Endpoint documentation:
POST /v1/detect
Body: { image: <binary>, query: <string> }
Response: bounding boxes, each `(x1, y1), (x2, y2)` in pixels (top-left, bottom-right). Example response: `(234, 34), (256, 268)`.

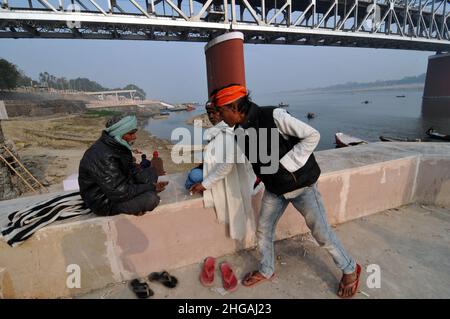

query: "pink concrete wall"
(112, 158), (419, 277)
(2, 144), (449, 298)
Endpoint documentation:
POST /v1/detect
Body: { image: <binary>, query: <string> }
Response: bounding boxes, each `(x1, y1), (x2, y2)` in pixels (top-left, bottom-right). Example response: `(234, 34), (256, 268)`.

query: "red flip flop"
(338, 263), (362, 298)
(200, 257), (215, 287)
(220, 262), (238, 292)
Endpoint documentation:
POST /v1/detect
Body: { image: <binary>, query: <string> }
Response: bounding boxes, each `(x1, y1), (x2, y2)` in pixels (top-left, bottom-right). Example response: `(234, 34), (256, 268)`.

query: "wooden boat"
(426, 128), (450, 141)
(379, 136), (421, 142)
(278, 102), (289, 108)
(335, 132), (367, 148)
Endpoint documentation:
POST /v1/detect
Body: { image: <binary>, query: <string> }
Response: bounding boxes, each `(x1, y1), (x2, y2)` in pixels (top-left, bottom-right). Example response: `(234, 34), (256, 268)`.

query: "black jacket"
(237, 103), (321, 195)
(78, 131), (156, 215)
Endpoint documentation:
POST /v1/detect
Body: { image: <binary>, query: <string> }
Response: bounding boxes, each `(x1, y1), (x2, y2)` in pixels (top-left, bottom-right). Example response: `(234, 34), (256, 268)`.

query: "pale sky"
(0, 38), (431, 103)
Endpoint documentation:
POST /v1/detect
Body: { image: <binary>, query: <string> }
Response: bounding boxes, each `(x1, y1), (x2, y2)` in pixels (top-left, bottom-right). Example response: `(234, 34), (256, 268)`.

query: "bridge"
(85, 89), (143, 100)
(0, 0), (449, 51)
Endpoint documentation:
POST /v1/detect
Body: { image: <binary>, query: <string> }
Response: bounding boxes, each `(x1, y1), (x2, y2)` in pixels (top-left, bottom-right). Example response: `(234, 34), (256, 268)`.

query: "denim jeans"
(257, 183), (356, 277)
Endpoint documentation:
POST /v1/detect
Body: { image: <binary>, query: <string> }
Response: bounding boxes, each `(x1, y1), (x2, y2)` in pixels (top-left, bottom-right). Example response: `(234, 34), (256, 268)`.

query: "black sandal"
(130, 279), (154, 298)
(148, 271), (178, 288)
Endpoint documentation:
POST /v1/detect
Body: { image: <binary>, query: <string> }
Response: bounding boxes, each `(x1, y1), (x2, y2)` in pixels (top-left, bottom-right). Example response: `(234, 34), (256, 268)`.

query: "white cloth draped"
(202, 121), (256, 240)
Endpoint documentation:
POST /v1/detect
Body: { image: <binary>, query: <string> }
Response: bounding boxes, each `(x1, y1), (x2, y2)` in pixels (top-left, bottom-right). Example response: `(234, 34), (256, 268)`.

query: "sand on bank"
(186, 112), (212, 128)
(1, 113), (196, 194)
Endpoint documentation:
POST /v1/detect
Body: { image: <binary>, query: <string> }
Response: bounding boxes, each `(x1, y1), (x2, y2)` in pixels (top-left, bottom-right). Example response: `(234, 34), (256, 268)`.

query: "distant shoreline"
(276, 83), (424, 96)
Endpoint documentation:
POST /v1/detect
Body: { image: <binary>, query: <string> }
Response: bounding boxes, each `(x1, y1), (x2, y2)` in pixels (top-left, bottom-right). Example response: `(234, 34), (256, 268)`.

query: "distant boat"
(379, 135), (421, 142)
(278, 102), (289, 108)
(169, 105), (188, 112)
(426, 128), (450, 141)
(160, 101), (176, 109)
(153, 114), (169, 119)
(396, 95), (406, 98)
(362, 100), (371, 104)
(307, 112), (315, 119)
(335, 132), (368, 148)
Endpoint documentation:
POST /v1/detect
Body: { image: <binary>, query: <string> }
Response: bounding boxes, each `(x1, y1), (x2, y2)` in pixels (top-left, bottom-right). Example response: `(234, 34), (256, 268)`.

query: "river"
(144, 89), (450, 151)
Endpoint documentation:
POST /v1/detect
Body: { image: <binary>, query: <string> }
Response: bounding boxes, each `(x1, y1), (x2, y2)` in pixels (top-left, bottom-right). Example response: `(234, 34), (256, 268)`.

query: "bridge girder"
(0, 0), (449, 51)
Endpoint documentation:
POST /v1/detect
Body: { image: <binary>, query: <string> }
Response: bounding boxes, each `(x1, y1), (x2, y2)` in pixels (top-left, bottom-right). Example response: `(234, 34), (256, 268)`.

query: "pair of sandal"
(200, 257), (238, 292)
(130, 271), (178, 299)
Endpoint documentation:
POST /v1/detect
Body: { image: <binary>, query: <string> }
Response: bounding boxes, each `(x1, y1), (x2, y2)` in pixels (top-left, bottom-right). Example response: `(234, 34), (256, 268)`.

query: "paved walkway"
(78, 204), (450, 299)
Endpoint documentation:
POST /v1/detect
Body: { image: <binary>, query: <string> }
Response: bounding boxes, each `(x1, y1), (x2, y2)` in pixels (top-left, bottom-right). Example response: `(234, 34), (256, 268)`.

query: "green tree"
(17, 69), (33, 87)
(0, 58), (20, 90)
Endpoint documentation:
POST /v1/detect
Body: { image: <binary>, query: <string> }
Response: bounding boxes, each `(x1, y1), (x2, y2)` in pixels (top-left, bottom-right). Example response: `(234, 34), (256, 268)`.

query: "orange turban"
(210, 85), (247, 107)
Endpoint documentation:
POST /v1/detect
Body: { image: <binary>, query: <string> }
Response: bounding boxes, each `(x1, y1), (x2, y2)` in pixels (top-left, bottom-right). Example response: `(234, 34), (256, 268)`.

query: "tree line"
(0, 58), (146, 98)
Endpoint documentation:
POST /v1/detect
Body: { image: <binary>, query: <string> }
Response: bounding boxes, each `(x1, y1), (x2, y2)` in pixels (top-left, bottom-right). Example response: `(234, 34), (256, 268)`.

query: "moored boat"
(426, 128), (450, 141)
(335, 132), (367, 148)
(379, 136), (421, 142)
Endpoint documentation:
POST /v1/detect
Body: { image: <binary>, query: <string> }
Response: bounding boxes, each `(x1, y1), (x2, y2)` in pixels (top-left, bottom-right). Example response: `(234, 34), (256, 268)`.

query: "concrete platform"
(1, 142), (450, 298)
(78, 204), (450, 299)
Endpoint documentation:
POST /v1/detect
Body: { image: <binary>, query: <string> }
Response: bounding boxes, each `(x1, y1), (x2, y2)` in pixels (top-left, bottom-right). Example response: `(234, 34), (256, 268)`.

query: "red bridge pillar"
(204, 32), (246, 97)
(422, 53), (450, 117)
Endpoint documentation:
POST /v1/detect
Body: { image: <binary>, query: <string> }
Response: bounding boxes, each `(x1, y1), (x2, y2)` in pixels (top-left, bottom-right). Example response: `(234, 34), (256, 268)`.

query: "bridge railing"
(0, 0), (449, 50)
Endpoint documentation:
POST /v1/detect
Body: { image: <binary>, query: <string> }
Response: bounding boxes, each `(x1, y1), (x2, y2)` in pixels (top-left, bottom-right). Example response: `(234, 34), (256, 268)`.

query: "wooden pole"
(0, 120), (4, 145)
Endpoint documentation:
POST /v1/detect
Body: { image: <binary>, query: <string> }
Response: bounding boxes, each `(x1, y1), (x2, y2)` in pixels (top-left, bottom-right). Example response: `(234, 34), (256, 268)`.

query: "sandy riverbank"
(2, 112), (196, 194)
(185, 112), (211, 128)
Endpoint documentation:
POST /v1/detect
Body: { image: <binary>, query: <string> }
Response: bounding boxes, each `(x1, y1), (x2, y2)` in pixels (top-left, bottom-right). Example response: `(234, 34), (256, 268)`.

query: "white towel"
(1, 192), (91, 247)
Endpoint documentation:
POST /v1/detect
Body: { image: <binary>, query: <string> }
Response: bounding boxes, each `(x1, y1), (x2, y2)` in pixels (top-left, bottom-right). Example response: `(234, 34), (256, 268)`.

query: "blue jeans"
(257, 183), (356, 277)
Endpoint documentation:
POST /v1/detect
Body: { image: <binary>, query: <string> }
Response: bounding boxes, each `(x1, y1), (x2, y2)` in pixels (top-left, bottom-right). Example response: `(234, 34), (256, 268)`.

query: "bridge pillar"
(204, 32), (246, 97)
(422, 53), (450, 117)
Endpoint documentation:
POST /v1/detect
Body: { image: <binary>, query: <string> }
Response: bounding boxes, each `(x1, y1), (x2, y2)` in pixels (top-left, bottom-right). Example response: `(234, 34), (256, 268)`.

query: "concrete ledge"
(1, 142), (449, 298)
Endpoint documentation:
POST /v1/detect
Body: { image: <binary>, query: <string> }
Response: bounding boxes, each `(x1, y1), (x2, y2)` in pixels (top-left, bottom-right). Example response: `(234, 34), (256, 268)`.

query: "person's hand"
(190, 183), (206, 195)
(154, 181), (169, 192)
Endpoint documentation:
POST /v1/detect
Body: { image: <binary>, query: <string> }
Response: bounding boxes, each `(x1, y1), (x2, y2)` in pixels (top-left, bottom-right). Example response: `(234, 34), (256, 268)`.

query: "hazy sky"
(0, 38), (431, 103)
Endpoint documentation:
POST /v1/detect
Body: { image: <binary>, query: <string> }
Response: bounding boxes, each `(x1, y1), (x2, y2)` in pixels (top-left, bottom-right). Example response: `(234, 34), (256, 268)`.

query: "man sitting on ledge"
(78, 114), (168, 216)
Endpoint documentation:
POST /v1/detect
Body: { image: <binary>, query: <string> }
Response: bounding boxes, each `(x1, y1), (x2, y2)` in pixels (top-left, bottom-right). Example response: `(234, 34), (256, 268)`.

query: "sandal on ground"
(337, 263), (362, 298)
(200, 256), (216, 287)
(129, 279), (154, 299)
(148, 270), (178, 288)
(220, 262), (238, 292)
(242, 270), (274, 287)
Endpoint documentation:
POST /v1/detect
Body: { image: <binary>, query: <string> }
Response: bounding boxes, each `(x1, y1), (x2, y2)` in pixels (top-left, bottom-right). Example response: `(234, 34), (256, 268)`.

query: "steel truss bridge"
(0, 0), (449, 51)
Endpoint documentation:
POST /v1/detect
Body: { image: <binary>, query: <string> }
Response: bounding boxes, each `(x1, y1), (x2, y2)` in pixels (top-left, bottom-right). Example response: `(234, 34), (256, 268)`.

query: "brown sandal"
(242, 271), (274, 287)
